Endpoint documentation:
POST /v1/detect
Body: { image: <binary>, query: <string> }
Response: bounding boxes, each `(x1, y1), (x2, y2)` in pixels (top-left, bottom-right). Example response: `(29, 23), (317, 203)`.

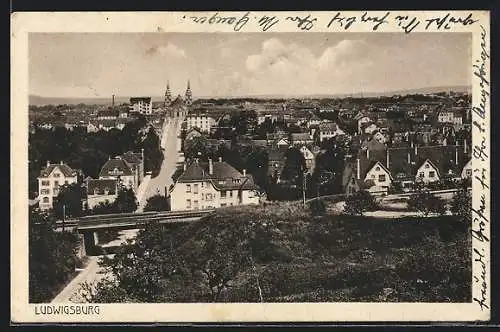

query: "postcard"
(11, 10), (490, 323)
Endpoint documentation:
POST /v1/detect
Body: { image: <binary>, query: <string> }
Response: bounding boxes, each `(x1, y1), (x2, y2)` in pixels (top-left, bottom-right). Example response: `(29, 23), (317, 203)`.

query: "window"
(205, 193), (212, 201)
(378, 174), (386, 182)
(64, 180), (69, 185)
(53, 173), (61, 178)
(193, 200), (199, 210)
(221, 191), (227, 198)
(466, 169), (472, 177)
(425, 164), (430, 169)
(429, 171), (435, 178)
(194, 184), (199, 194)
(375, 167), (380, 171)
(229, 191), (233, 198)
(221, 203), (227, 207)
(40, 189), (50, 195)
(42, 197), (49, 203)
(54, 181), (59, 187)
(419, 172), (424, 178)
(186, 199), (191, 208)
(41, 180), (50, 186)
(186, 184), (191, 193)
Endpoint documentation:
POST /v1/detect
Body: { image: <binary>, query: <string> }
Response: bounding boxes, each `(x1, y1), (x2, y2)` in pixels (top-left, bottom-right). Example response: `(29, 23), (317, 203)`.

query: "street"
(137, 115), (184, 211)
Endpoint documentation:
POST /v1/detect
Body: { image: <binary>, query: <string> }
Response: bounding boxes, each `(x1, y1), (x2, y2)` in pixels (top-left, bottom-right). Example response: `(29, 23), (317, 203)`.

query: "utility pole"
(302, 171), (307, 206)
(62, 204), (66, 232)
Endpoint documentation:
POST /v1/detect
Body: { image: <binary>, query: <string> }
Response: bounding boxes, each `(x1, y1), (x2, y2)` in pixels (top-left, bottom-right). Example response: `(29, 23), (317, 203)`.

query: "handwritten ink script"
(471, 25), (490, 312)
(180, 11), (479, 33)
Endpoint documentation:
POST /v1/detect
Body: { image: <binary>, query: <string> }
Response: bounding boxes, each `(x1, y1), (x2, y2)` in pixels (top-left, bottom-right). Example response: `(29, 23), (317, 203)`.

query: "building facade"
(37, 161), (79, 210)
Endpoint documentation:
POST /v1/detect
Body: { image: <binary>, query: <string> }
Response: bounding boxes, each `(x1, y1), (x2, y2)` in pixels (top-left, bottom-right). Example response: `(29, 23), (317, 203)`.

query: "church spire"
(185, 79), (192, 105)
(164, 80), (172, 106)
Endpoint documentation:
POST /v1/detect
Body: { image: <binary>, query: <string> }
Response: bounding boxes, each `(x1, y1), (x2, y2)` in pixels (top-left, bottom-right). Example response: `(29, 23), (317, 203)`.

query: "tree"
(53, 183), (86, 219)
(344, 190), (378, 216)
(308, 199), (326, 217)
(450, 187), (472, 221)
(144, 194), (170, 212)
(29, 210), (80, 302)
(114, 188), (138, 213)
(281, 147), (306, 186)
(407, 191), (446, 217)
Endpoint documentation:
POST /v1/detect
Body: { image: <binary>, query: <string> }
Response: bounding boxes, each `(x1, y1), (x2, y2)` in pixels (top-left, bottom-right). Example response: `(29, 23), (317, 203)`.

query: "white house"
(37, 161), (79, 210)
(318, 122), (345, 142)
(364, 161), (393, 189)
(415, 159), (440, 184)
(357, 116), (371, 134)
(98, 157), (137, 190)
(169, 157), (261, 211)
(461, 158), (472, 179)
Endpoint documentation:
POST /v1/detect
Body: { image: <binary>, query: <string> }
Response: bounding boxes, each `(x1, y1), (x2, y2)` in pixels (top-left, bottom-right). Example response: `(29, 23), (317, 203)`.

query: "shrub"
(407, 191), (446, 217)
(308, 199), (326, 216)
(344, 190), (377, 216)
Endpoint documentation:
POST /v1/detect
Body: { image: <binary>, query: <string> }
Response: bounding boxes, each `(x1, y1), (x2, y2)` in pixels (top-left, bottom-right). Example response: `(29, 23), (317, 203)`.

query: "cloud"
(145, 43), (186, 58)
(243, 38), (372, 95)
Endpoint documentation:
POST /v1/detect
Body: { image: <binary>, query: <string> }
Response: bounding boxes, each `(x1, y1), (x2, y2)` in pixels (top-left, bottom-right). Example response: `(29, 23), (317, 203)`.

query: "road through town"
(138, 116), (183, 211)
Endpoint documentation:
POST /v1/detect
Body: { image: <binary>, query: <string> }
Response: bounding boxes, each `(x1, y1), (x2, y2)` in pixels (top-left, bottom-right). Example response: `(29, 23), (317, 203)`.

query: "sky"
(29, 33), (472, 98)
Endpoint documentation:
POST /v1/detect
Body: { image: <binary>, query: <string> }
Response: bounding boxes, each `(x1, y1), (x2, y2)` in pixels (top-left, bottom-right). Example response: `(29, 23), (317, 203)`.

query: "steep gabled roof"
(39, 163), (77, 178)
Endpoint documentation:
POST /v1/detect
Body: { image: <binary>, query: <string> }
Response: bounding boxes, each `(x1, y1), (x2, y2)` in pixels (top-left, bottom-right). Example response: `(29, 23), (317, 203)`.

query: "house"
(461, 158), (472, 178)
(415, 159), (441, 184)
(98, 157), (137, 190)
(37, 161), (79, 210)
(306, 114), (322, 128)
(121, 150), (145, 186)
(274, 137), (290, 149)
(290, 133), (313, 146)
(86, 179), (119, 209)
(357, 116), (371, 134)
(362, 122), (378, 135)
(318, 122), (345, 142)
(257, 114), (278, 125)
(97, 109), (119, 120)
(130, 97), (153, 115)
(169, 157), (261, 211)
(87, 121), (100, 133)
(373, 130), (388, 144)
(437, 109), (463, 125)
(298, 145), (316, 172)
(267, 149), (287, 181)
(186, 113), (216, 133)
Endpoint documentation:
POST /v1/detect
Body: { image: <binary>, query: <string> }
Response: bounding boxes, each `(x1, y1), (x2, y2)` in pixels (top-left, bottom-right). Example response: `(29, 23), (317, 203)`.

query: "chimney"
(141, 148), (144, 160)
(366, 149), (370, 159)
(112, 94), (115, 107)
(218, 157), (222, 162)
(386, 149), (390, 169)
(60, 161), (63, 165)
(464, 139), (467, 153)
(407, 152), (411, 164)
(183, 162), (187, 171)
(243, 169), (247, 176)
(356, 158), (361, 180)
(46, 160), (50, 167)
(414, 144), (418, 155)
(455, 146), (459, 165)
(410, 140), (414, 148)
(208, 158), (213, 175)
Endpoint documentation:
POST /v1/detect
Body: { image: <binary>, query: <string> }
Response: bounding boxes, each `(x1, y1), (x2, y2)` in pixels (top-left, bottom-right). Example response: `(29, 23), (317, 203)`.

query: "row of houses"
(343, 141), (472, 195)
(36, 150), (144, 211)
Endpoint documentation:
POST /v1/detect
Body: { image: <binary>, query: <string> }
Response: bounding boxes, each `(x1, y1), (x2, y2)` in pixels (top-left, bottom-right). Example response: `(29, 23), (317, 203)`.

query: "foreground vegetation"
(82, 200), (471, 303)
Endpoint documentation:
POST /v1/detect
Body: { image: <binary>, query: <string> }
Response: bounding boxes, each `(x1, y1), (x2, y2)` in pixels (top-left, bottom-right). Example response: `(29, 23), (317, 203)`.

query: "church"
(164, 80), (192, 117)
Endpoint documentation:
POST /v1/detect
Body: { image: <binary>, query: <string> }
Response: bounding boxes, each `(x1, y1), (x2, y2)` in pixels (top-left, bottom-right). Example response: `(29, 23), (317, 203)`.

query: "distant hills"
(29, 85), (471, 106)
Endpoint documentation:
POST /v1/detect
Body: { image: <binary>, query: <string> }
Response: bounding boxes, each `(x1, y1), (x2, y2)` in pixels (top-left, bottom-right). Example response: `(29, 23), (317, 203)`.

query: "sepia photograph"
(11, 11), (490, 323)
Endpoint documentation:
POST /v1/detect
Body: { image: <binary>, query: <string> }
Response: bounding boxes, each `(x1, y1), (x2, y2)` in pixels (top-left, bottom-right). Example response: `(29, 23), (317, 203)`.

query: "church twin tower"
(164, 80), (192, 107)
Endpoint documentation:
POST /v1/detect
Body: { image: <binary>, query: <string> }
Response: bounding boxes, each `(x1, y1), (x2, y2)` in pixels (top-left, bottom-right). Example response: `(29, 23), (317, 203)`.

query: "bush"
(144, 194), (170, 212)
(407, 191), (446, 217)
(308, 199), (326, 216)
(344, 190), (377, 216)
